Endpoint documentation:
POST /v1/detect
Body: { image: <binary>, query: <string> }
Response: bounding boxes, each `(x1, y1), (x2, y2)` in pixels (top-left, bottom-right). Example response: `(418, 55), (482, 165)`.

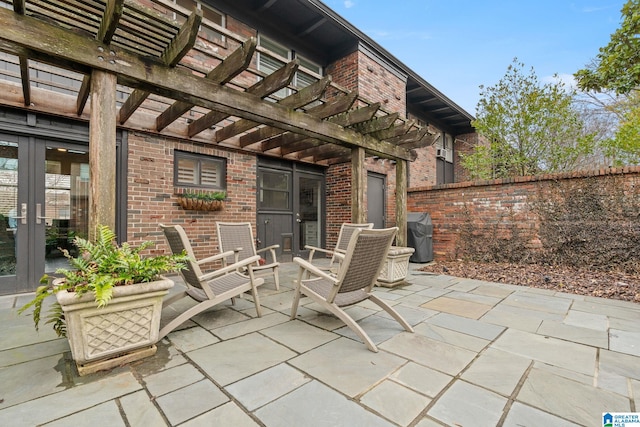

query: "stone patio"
(1, 261), (638, 426)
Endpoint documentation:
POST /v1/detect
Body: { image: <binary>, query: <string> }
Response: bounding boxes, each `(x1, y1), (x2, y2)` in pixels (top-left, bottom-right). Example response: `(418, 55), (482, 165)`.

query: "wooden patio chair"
(216, 222), (280, 290)
(305, 222), (373, 272)
(291, 227), (414, 352)
(158, 224), (263, 340)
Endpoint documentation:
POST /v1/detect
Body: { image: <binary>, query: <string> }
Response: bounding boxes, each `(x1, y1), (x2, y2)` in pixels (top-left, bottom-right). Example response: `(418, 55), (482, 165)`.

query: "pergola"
(0, 0), (440, 245)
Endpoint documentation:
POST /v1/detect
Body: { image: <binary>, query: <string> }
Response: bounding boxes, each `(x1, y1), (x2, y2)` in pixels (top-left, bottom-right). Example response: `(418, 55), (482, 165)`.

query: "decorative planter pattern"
(56, 277), (174, 375)
(378, 246), (415, 287)
(177, 196), (224, 211)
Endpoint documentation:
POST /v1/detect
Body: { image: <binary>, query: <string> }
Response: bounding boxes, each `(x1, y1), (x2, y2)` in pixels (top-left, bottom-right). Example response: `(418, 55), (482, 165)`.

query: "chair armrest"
(199, 254), (262, 281)
(304, 245), (334, 256)
(293, 256), (338, 283)
(256, 244), (279, 262)
(197, 250), (236, 265)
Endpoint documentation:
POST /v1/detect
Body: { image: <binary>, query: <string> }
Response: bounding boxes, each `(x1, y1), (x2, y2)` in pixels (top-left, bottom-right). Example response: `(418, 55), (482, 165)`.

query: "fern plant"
(19, 225), (190, 337)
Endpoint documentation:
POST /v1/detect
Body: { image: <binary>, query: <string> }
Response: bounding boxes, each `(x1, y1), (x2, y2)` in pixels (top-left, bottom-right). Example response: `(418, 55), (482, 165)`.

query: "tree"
(463, 59), (595, 179)
(574, 0), (640, 94)
(575, 0), (640, 166)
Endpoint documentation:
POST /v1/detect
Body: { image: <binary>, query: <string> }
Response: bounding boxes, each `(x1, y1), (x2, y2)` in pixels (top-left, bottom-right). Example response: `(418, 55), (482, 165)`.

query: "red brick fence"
(407, 166), (640, 274)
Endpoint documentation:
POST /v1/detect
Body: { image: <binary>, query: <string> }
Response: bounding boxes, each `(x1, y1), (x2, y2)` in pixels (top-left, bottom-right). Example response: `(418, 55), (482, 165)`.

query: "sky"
(322, 0), (627, 115)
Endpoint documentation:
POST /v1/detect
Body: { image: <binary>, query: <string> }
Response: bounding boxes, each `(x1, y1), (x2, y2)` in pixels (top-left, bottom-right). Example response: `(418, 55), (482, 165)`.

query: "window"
(258, 170), (290, 210)
(174, 151), (226, 189)
(172, 0), (224, 43)
(257, 36), (322, 98)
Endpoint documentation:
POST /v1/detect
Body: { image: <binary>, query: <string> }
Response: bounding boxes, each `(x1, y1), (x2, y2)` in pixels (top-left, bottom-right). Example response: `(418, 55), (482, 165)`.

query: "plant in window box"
(19, 225), (190, 375)
(177, 191), (226, 211)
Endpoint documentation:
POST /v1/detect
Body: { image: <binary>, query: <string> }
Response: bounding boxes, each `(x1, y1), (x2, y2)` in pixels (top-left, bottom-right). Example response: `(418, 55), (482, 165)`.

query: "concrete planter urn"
(55, 277), (174, 376)
(19, 225), (189, 376)
(377, 246), (415, 287)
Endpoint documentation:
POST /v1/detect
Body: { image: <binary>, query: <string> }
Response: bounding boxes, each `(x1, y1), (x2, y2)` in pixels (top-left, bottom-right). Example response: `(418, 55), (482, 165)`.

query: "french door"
(256, 159), (325, 262)
(0, 134), (89, 295)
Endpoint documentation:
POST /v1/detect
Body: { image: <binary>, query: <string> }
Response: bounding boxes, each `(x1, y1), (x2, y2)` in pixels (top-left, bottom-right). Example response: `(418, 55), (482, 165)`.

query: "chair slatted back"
(335, 223), (374, 253)
(336, 227), (397, 294)
(160, 224), (204, 290)
(216, 222), (258, 266)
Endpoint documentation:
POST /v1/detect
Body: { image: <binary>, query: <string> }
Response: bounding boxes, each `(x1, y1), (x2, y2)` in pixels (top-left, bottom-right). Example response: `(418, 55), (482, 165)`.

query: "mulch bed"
(419, 261), (640, 303)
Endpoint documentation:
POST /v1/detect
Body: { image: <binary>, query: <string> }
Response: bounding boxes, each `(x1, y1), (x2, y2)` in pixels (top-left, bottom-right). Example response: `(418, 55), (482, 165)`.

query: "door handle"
(36, 203), (52, 225)
(13, 203), (28, 225)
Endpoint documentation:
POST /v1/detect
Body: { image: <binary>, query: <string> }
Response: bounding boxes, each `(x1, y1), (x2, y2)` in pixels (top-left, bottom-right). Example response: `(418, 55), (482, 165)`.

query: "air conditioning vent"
(436, 148), (447, 158)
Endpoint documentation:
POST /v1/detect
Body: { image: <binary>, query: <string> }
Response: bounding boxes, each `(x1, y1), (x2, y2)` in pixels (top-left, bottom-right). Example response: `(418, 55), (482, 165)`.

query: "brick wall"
(327, 50), (406, 116)
(408, 146), (437, 187)
(407, 166), (640, 265)
(324, 49), (408, 241)
(127, 132), (257, 260)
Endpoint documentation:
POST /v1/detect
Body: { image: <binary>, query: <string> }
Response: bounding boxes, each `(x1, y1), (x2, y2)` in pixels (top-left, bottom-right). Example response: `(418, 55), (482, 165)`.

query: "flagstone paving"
(1, 261), (639, 426)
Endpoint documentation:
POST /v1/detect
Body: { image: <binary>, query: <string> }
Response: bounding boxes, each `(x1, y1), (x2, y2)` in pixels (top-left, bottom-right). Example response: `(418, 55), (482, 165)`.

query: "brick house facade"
(0, 0), (476, 294)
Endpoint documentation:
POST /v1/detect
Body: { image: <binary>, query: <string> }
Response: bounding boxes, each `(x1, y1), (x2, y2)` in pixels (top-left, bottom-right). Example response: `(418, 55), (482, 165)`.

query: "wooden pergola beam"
(352, 112), (398, 134)
(188, 59), (299, 137)
(218, 75), (331, 144)
(351, 147), (366, 223)
(260, 92), (357, 151)
(118, 9), (202, 124)
(384, 126), (429, 145)
(331, 102), (380, 127)
(0, 8), (416, 160)
(156, 37), (257, 131)
(372, 119), (415, 140)
(399, 131), (440, 149)
(279, 102), (384, 157)
(13, 0), (30, 106)
(77, 0), (125, 115)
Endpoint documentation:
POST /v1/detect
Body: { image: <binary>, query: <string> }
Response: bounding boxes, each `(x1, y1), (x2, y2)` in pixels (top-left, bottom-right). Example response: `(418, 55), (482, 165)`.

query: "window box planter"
(55, 277), (174, 376)
(176, 191), (226, 211)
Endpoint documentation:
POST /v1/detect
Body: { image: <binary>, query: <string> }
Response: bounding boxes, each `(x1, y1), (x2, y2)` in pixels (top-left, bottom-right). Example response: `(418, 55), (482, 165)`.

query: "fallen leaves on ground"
(419, 261), (640, 303)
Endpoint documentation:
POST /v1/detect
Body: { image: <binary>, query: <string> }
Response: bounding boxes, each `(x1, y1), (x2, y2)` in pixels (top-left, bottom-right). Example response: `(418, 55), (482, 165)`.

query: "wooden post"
(351, 147), (366, 223)
(395, 159), (407, 246)
(89, 69), (117, 241)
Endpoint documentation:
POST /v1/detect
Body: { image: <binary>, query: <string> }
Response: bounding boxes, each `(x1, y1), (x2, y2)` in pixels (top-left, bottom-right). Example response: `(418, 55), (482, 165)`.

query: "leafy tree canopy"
(464, 59), (595, 179)
(574, 0), (640, 94)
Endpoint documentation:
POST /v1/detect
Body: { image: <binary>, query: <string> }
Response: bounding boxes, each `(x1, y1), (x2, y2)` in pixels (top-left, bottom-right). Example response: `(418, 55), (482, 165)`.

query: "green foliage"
(19, 225), (190, 336)
(600, 93), (640, 165)
(465, 59), (596, 178)
(179, 191), (226, 201)
(574, 0), (640, 94)
(574, 1), (640, 166)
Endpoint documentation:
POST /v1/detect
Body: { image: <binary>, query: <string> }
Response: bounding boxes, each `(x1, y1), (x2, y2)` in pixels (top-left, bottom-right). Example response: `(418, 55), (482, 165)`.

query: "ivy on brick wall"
(532, 175), (639, 274)
(457, 203), (533, 264)
(455, 174), (639, 274)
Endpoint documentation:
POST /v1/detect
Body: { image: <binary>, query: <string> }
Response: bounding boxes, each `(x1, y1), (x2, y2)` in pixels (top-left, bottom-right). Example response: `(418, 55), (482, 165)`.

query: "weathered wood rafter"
(118, 8), (202, 124)
(187, 59), (299, 137)
(399, 131), (440, 150)
(372, 119), (415, 140)
(352, 113), (398, 135)
(0, 4), (418, 161)
(273, 102), (383, 157)
(385, 126), (430, 146)
(217, 75), (331, 144)
(77, 0), (125, 114)
(13, 0), (30, 106)
(156, 37), (257, 131)
(260, 92), (357, 151)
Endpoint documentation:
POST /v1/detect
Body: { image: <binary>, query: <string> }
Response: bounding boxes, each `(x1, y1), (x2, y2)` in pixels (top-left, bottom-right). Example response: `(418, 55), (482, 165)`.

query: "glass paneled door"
(0, 134), (89, 295)
(294, 173), (323, 259)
